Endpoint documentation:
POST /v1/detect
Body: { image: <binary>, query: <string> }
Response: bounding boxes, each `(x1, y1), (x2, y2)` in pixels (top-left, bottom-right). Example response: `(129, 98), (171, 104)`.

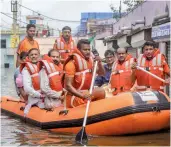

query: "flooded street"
(1, 67), (170, 146)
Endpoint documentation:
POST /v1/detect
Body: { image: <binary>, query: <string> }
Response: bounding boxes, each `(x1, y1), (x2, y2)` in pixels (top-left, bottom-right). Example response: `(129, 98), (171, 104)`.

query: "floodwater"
(0, 67), (170, 146)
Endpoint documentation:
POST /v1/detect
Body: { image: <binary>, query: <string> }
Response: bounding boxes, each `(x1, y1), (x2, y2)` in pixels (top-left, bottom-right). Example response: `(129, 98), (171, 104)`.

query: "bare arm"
(64, 75), (92, 100)
(162, 57), (170, 84)
(64, 60), (92, 100)
(97, 61), (105, 76)
(130, 61), (137, 84)
(131, 69), (136, 84)
(130, 80), (137, 91)
(163, 63), (170, 77)
(64, 76), (85, 99)
(94, 56), (105, 76)
(16, 54), (21, 68)
(16, 41), (23, 67)
(53, 40), (57, 49)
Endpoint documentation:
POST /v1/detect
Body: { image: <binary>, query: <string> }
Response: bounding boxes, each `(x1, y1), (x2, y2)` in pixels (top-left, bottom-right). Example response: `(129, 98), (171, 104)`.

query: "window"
(29, 20), (36, 24)
(1, 39), (6, 48)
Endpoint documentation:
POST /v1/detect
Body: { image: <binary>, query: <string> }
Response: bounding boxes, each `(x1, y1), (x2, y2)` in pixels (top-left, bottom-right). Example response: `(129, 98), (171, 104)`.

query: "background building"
(0, 14), (60, 67)
(75, 12), (114, 37)
(101, 0), (170, 96)
(1, 28), (25, 68)
(26, 15), (54, 37)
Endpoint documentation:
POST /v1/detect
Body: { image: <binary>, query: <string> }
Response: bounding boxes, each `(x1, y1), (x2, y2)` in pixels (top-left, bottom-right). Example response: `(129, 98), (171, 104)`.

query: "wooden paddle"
(75, 61), (98, 145)
(136, 66), (168, 83)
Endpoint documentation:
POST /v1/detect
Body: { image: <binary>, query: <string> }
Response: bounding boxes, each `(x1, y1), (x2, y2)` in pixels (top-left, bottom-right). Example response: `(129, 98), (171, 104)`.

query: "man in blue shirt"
(95, 49), (115, 87)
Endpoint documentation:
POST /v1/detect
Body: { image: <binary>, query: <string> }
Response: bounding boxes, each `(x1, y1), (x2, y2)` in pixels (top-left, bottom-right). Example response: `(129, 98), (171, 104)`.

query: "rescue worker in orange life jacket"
(53, 26), (76, 63)
(39, 49), (64, 110)
(133, 41), (170, 92)
(110, 48), (136, 95)
(63, 39), (106, 108)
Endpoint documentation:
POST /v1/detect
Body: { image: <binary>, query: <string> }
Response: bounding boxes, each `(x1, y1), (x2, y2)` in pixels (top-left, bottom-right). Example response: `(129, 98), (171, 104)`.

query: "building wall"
(35, 37), (56, 55)
(1, 35), (14, 67)
(26, 15), (44, 25)
(1, 34), (26, 67)
(78, 12), (114, 36)
(112, 1), (170, 34)
(95, 40), (107, 58)
(36, 36), (86, 55)
(96, 18), (116, 25)
(96, 31), (113, 40)
(1, 48), (6, 68)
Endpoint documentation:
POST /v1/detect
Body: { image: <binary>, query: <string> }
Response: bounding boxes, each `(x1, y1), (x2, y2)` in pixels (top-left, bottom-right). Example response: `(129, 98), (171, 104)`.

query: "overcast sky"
(1, 0), (127, 33)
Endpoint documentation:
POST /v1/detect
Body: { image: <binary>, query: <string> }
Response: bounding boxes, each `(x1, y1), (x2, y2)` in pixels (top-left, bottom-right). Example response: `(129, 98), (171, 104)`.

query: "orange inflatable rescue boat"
(0, 90), (170, 136)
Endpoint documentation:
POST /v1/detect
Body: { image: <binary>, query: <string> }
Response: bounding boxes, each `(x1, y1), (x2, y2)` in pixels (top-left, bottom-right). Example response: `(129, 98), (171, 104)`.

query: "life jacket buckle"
(146, 67), (150, 71)
(66, 50), (70, 53)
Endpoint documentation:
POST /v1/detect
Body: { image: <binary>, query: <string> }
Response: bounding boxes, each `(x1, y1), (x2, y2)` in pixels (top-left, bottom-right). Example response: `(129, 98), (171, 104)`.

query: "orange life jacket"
(62, 49), (94, 108)
(136, 49), (165, 91)
(54, 36), (76, 60)
(110, 54), (135, 95)
(39, 55), (63, 92)
(63, 48), (94, 91)
(20, 58), (40, 91)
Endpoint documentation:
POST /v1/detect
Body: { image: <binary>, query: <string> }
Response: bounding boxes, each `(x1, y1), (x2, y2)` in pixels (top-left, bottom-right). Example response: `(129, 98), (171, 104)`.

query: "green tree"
(123, 0), (144, 13)
(110, 3), (121, 20)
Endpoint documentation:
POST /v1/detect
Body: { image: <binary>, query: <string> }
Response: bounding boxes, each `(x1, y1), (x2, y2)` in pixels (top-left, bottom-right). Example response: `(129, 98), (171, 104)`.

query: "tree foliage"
(123, 0), (144, 13)
(110, 3), (123, 20)
(110, 4), (120, 20)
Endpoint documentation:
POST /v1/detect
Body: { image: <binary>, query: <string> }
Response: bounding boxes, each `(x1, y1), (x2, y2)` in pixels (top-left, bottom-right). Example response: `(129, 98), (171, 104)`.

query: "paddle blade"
(75, 127), (88, 145)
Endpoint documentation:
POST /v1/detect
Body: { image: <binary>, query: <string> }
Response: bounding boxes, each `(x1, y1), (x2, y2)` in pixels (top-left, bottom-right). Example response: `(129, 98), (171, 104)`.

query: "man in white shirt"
(21, 48), (45, 116)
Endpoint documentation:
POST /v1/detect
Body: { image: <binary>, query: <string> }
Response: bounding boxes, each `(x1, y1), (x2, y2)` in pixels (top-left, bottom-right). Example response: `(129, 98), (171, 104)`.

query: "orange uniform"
(53, 36), (76, 61)
(136, 49), (170, 92)
(39, 55), (63, 92)
(110, 54), (135, 95)
(17, 37), (39, 54)
(63, 49), (104, 108)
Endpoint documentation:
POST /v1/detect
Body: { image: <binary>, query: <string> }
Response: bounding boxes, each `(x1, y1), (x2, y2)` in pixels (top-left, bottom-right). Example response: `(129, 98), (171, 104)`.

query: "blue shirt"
(95, 64), (112, 87)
